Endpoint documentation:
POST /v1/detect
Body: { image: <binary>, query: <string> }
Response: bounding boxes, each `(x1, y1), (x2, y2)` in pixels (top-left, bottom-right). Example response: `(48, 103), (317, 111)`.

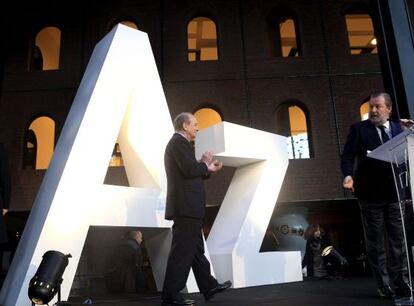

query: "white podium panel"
(196, 122), (302, 288)
(367, 129), (412, 164)
(368, 130), (414, 204)
(368, 129), (414, 305)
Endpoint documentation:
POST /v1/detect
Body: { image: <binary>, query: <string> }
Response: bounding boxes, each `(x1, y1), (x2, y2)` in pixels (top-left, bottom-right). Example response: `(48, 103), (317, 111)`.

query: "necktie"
(378, 125), (390, 143)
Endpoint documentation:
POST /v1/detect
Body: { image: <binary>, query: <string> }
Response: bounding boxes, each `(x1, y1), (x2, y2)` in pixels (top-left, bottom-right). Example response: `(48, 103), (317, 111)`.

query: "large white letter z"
(196, 122), (302, 288)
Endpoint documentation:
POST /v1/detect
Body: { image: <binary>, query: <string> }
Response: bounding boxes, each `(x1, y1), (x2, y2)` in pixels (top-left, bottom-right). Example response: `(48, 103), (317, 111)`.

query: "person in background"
(302, 224), (330, 278)
(105, 230), (146, 294)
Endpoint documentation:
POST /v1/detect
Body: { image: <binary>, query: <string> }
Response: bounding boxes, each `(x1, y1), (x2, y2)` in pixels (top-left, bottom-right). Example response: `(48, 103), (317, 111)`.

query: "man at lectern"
(341, 92), (413, 299)
(161, 112), (231, 306)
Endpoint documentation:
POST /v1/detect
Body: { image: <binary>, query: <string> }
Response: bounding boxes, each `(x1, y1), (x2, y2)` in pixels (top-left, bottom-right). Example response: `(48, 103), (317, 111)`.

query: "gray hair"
(370, 92), (392, 108)
(173, 112), (193, 131)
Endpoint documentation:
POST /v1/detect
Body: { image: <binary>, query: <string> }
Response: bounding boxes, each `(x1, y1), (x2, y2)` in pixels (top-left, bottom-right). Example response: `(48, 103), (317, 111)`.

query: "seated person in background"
(302, 224), (330, 278)
(302, 224), (348, 279)
(104, 230), (146, 294)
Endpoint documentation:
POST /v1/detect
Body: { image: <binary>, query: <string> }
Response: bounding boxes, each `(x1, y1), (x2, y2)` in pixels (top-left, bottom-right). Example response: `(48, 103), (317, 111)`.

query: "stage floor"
(67, 276), (395, 306)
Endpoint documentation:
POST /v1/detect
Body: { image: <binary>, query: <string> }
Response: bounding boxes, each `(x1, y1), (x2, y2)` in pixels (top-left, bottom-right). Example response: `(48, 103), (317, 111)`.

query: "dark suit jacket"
(341, 120), (408, 202)
(164, 133), (209, 220)
(0, 143), (11, 243)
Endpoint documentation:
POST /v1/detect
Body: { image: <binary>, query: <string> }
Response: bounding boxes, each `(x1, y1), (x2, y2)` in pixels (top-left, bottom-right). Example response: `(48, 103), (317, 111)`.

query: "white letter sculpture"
(0, 24), (177, 306)
(0, 24), (301, 306)
(196, 123), (302, 287)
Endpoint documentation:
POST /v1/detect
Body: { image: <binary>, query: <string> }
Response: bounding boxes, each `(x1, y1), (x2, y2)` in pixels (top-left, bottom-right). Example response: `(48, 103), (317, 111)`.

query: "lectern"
(368, 129), (414, 306)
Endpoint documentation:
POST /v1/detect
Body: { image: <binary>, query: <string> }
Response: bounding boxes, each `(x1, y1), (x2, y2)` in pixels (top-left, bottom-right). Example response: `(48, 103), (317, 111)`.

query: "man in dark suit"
(341, 92), (412, 299)
(161, 112), (231, 306)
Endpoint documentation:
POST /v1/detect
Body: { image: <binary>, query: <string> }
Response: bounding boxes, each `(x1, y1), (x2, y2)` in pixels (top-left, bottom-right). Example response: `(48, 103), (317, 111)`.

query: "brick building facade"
(1, 0), (413, 289)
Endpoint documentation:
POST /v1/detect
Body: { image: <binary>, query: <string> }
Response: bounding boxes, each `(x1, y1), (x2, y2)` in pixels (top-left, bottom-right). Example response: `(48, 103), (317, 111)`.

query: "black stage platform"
(67, 277), (396, 306)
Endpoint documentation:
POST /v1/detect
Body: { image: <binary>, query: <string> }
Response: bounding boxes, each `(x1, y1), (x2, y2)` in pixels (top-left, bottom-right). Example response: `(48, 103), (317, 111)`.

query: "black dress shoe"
(395, 282), (412, 297)
(204, 280), (232, 301)
(161, 298), (196, 305)
(377, 285), (395, 299)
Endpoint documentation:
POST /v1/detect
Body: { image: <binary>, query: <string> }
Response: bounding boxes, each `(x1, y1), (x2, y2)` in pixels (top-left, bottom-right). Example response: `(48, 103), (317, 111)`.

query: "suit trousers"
(162, 217), (218, 302)
(359, 200), (408, 287)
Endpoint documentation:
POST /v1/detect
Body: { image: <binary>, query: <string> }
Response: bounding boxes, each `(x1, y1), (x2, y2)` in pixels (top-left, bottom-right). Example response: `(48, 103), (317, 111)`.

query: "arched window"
(31, 27), (61, 71)
(194, 107), (222, 130)
(187, 17), (218, 62)
(267, 9), (301, 57)
(279, 18), (300, 57)
(275, 103), (310, 159)
(120, 21), (138, 30)
(345, 14), (377, 54)
(360, 101), (369, 120)
(23, 116), (55, 169)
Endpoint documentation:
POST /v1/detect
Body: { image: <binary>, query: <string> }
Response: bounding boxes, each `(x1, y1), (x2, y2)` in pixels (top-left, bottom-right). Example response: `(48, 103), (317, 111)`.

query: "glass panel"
(34, 27), (61, 70)
(345, 14), (377, 55)
(279, 19), (299, 57)
(28, 116), (55, 169)
(120, 21), (138, 29)
(287, 133), (310, 159)
(194, 108), (222, 130)
(109, 143), (124, 167)
(200, 48), (218, 61)
(360, 101), (369, 120)
(187, 17), (218, 61)
(287, 106), (310, 159)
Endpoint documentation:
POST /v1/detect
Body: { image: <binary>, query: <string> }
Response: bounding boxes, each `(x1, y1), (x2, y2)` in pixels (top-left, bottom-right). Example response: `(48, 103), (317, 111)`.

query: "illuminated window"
(23, 116), (55, 169)
(279, 18), (300, 57)
(109, 143), (124, 167)
(120, 21), (138, 29)
(360, 101), (369, 120)
(194, 108), (222, 130)
(31, 27), (61, 71)
(187, 17), (218, 62)
(267, 9), (301, 57)
(276, 104), (310, 159)
(345, 14), (377, 54)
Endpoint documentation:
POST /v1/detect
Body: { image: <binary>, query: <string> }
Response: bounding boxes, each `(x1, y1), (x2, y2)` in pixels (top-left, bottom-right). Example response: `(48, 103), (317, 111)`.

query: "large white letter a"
(0, 24), (176, 306)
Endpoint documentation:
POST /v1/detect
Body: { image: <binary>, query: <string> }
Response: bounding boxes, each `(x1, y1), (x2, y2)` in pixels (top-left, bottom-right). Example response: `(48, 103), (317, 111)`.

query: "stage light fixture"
(322, 246), (348, 264)
(322, 245), (348, 275)
(28, 250), (72, 305)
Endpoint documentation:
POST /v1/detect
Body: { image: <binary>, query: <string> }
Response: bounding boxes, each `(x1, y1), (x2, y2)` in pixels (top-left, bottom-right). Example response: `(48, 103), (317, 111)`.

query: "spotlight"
(28, 250), (72, 305)
(322, 246), (348, 276)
